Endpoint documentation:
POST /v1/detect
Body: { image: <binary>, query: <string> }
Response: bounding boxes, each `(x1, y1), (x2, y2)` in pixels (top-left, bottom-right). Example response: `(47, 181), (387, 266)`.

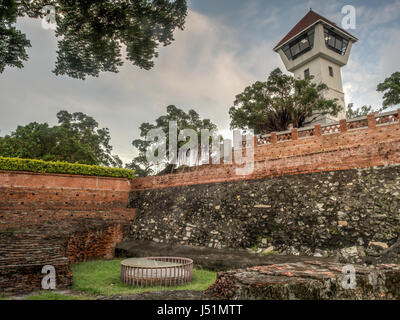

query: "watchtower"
(274, 10), (358, 124)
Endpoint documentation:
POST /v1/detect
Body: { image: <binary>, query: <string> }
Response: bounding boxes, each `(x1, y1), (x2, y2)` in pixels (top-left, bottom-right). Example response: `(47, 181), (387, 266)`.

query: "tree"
(377, 72), (400, 108)
(0, 110), (122, 167)
(229, 68), (342, 135)
(0, 0), (31, 73)
(346, 72), (400, 119)
(126, 105), (220, 177)
(0, 0), (187, 79)
(125, 154), (154, 178)
(346, 103), (374, 119)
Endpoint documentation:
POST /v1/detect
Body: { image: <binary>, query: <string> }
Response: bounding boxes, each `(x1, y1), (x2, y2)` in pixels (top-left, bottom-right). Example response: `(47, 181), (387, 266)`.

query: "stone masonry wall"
(129, 165), (400, 258)
(129, 116), (400, 261)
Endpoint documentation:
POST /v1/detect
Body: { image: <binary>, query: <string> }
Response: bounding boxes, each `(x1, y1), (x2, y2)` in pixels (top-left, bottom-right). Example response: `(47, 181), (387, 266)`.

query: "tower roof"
(274, 9), (358, 51)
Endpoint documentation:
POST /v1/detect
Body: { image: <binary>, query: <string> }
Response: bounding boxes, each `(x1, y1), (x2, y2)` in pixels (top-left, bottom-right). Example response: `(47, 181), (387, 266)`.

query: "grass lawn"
(0, 292), (89, 301)
(26, 292), (89, 300)
(71, 258), (217, 297)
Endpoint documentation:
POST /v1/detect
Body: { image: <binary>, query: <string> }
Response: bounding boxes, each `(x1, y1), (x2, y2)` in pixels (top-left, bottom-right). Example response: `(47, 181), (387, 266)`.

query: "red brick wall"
(0, 171), (136, 295)
(65, 222), (129, 263)
(0, 261), (72, 296)
(0, 171), (135, 230)
(131, 122), (400, 191)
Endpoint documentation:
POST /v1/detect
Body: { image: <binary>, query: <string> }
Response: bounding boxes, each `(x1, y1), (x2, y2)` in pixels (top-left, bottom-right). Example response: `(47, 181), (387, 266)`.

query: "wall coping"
(0, 169), (132, 182)
(0, 169), (132, 191)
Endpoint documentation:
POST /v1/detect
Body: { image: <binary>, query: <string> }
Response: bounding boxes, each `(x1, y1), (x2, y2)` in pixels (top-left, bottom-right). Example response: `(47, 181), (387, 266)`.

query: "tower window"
(304, 69), (310, 79)
(282, 29), (315, 60)
(324, 27), (349, 55)
(329, 66), (334, 77)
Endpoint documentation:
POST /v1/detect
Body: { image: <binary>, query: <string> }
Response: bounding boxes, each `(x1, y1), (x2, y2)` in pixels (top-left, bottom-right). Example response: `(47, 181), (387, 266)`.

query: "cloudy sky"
(1, 0), (400, 164)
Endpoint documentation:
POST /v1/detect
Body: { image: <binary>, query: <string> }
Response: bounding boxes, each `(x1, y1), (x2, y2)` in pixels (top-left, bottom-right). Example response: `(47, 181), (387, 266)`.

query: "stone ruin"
(206, 261), (400, 300)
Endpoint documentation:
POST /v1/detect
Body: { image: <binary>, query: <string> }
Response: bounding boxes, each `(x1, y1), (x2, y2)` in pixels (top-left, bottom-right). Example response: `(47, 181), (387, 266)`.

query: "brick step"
(0, 240), (63, 246)
(0, 234), (44, 236)
(0, 256), (66, 264)
(0, 233), (46, 237)
(0, 240), (49, 245)
(0, 250), (64, 257)
(0, 247), (63, 254)
(0, 258), (69, 267)
(0, 243), (46, 248)
(0, 245), (63, 251)
(0, 235), (56, 240)
(0, 240), (44, 244)
(0, 250), (64, 258)
(0, 257), (67, 266)
(0, 253), (66, 260)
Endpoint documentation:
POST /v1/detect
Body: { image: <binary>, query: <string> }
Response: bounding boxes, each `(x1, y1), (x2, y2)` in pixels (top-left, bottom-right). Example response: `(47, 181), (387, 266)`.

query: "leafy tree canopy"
(346, 103), (374, 119)
(0, 0), (31, 73)
(229, 68), (342, 135)
(377, 72), (400, 108)
(0, 0), (187, 79)
(127, 105), (220, 177)
(346, 72), (400, 119)
(0, 110), (122, 167)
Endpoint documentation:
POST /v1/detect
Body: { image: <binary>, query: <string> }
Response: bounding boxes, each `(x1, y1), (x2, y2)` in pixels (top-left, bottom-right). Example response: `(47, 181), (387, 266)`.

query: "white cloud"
(357, 0), (400, 29)
(101, 10), (280, 162)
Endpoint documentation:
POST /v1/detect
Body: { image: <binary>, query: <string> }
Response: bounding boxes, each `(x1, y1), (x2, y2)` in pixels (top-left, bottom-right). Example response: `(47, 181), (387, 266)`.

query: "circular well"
(120, 256), (193, 287)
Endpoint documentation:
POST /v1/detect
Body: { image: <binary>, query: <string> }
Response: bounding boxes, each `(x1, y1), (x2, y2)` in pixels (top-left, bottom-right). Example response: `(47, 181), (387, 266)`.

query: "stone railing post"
(367, 113), (376, 129)
(271, 132), (277, 144)
(291, 128), (298, 140)
(314, 124), (322, 137)
(253, 136), (257, 147)
(339, 119), (347, 133)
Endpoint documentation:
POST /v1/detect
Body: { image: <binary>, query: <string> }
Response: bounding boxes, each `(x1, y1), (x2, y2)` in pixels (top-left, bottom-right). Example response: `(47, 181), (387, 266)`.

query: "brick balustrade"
(257, 109), (400, 145)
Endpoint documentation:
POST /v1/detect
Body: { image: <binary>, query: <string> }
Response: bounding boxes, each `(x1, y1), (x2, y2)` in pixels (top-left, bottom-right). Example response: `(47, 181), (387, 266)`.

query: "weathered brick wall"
(131, 121), (400, 191)
(65, 221), (129, 263)
(0, 262), (72, 296)
(0, 231), (72, 295)
(0, 171), (135, 295)
(0, 171), (133, 229)
(0, 171), (135, 270)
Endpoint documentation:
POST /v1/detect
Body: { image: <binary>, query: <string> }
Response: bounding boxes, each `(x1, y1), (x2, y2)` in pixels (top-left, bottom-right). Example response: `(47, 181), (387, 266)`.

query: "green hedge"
(0, 156), (134, 179)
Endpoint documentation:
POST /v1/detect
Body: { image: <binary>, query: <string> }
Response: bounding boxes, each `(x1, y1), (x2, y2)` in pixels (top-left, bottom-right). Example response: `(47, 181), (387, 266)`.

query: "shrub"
(0, 156), (134, 179)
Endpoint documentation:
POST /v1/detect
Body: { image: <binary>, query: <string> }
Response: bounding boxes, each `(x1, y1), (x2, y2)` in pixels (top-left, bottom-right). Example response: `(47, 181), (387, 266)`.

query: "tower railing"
(255, 109), (400, 146)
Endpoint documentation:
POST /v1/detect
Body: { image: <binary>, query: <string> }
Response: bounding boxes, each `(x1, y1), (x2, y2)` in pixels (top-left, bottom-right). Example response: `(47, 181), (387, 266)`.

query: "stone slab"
(205, 261), (400, 300)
